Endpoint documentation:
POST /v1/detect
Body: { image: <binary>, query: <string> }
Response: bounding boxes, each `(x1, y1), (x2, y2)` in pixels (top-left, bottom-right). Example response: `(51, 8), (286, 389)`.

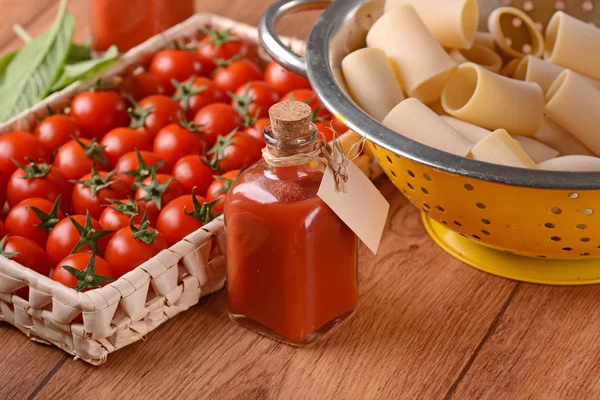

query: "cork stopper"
(268, 101), (312, 139)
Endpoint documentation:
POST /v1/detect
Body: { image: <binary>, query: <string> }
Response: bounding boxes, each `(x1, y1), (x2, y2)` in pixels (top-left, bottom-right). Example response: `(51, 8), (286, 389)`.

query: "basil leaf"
(0, 50), (18, 84)
(67, 43), (92, 63)
(52, 45), (118, 92)
(0, 0), (74, 121)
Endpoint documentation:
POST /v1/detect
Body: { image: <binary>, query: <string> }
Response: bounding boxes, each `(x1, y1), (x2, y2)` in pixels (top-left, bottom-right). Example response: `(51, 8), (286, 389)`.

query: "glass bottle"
(91, 0), (195, 52)
(224, 101), (358, 345)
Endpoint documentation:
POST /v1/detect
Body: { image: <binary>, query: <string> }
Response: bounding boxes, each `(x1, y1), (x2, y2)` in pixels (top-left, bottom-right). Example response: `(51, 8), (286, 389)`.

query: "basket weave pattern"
(0, 14), (308, 365)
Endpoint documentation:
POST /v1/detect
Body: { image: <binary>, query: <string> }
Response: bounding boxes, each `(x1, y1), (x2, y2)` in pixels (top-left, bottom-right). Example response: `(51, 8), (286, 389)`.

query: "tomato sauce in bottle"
(224, 101), (358, 345)
(91, 0), (195, 52)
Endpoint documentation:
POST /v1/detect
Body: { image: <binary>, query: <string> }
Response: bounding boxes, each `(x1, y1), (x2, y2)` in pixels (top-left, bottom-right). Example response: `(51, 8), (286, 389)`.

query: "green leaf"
(0, 0), (74, 122)
(67, 43), (92, 63)
(0, 50), (18, 84)
(51, 45), (118, 92)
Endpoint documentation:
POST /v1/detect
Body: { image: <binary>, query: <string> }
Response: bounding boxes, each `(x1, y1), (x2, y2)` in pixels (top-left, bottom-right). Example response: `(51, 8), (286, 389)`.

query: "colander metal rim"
(305, 0), (600, 190)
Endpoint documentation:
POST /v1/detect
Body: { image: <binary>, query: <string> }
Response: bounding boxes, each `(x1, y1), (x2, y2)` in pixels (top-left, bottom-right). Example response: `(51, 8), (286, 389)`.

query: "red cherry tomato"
(53, 137), (109, 181)
(196, 29), (253, 75)
(213, 59), (262, 93)
(7, 162), (71, 212)
(51, 253), (114, 291)
(46, 214), (112, 267)
(104, 219), (168, 278)
(264, 61), (312, 97)
(173, 76), (227, 120)
(156, 191), (217, 246)
(210, 132), (263, 172)
(71, 169), (129, 219)
(281, 89), (331, 120)
(193, 103), (241, 147)
(231, 81), (280, 122)
(0, 171), (8, 207)
(0, 132), (50, 176)
(314, 120), (336, 142)
(152, 123), (209, 171)
(207, 169), (242, 214)
(171, 155), (215, 196)
(118, 72), (166, 101)
(134, 173), (185, 217)
(148, 50), (205, 94)
(99, 198), (151, 236)
(114, 150), (168, 188)
(99, 127), (152, 167)
(331, 115), (348, 135)
(69, 90), (129, 140)
(1, 235), (50, 298)
(131, 95), (183, 138)
(33, 115), (81, 153)
(5, 197), (64, 247)
(244, 117), (269, 144)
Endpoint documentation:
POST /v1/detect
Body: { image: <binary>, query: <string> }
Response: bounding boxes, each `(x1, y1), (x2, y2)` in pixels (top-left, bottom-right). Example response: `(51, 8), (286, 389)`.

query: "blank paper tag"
(317, 162), (389, 254)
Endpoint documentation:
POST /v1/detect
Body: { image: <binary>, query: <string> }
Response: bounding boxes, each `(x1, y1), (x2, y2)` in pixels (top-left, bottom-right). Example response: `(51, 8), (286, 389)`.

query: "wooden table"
(1, 1), (599, 399)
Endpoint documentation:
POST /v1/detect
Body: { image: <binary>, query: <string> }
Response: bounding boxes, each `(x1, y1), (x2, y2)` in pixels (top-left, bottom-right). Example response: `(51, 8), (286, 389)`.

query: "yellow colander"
(260, 0), (600, 283)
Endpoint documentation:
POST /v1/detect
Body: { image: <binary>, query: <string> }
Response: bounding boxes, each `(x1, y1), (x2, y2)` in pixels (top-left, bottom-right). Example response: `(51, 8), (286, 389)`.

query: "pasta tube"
(470, 129), (537, 169)
(384, 0), (479, 49)
(382, 98), (472, 156)
(488, 7), (544, 58)
(545, 70), (600, 156)
(441, 63), (544, 136)
(429, 101), (449, 116)
(440, 116), (490, 143)
(545, 11), (600, 82)
(367, 5), (457, 104)
(500, 58), (521, 77)
(474, 32), (495, 50)
(533, 116), (593, 156)
(448, 44), (503, 73)
(514, 56), (600, 94)
(512, 136), (559, 163)
(538, 155), (600, 171)
(342, 48), (405, 122)
(332, 68), (350, 97)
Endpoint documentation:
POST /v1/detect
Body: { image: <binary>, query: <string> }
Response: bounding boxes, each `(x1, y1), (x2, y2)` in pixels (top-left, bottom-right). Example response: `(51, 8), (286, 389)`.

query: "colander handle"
(259, 0), (332, 77)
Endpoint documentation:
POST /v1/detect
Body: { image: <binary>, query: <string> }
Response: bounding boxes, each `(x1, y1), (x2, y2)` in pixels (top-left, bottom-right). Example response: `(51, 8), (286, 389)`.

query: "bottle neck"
(263, 123), (319, 158)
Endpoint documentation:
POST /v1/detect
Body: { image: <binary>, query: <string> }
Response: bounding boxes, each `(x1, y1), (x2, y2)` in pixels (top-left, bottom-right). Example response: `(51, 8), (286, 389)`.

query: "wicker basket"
(0, 13), (310, 366)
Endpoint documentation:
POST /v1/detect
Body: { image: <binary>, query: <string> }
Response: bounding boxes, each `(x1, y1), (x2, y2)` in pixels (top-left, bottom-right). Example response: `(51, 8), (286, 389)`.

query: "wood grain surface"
(0, 1), (597, 399)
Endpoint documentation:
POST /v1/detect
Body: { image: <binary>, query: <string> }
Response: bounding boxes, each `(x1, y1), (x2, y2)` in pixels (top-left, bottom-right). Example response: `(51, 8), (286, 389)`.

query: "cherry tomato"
(244, 117), (269, 144)
(148, 50), (205, 94)
(213, 59), (262, 93)
(264, 61), (311, 97)
(7, 162), (71, 212)
(0, 132), (50, 176)
(0, 171), (8, 207)
(331, 115), (348, 135)
(0, 220), (4, 238)
(152, 122), (208, 171)
(314, 120), (336, 142)
(118, 72), (166, 101)
(5, 197), (64, 247)
(99, 198), (152, 235)
(46, 213), (112, 267)
(33, 115), (81, 153)
(207, 169), (242, 214)
(53, 137), (109, 181)
(173, 76), (227, 119)
(281, 89), (331, 120)
(51, 253), (114, 291)
(69, 90), (129, 140)
(71, 169), (129, 219)
(104, 216), (168, 278)
(172, 155), (215, 196)
(210, 131), (263, 172)
(131, 95), (183, 138)
(114, 150), (168, 188)
(134, 173), (185, 218)
(231, 81), (280, 123)
(1, 235), (50, 298)
(193, 103), (241, 146)
(196, 28), (253, 75)
(156, 191), (217, 246)
(99, 127), (152, 167)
